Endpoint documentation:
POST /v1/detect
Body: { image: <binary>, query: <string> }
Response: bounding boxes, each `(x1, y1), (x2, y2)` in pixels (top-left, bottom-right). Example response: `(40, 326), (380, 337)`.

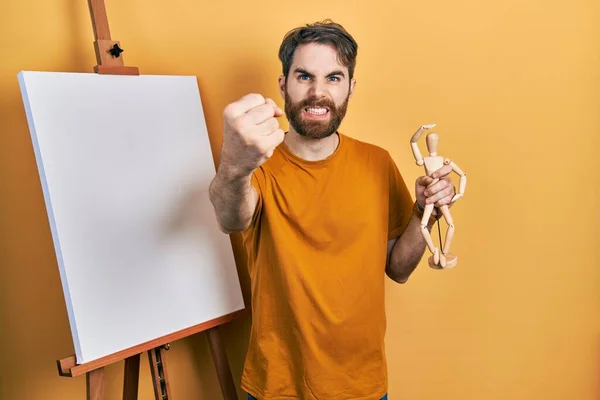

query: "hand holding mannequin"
(410, 124), (467, 269)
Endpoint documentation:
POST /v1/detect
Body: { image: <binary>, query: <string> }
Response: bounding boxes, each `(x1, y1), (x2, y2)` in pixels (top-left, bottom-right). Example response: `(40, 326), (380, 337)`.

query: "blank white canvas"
(17, 71), (245, 364)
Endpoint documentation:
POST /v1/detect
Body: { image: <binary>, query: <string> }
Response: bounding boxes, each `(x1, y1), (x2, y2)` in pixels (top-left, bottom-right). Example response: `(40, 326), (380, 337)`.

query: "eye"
(328, 76), (340, 82)
(299, 74), (310, 81)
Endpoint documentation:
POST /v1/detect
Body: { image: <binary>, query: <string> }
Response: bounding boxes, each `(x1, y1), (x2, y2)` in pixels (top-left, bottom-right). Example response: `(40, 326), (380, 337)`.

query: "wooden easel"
(55, 1), (248, 399)
(57, 310), (246, 400)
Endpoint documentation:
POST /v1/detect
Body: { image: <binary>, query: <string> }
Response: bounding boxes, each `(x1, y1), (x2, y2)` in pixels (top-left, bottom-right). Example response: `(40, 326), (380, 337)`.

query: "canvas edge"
(16, 70), (86, 363)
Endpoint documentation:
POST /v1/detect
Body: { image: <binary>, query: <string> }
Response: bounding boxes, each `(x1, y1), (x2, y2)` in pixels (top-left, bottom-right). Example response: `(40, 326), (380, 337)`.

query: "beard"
(284, 91), (349, 140)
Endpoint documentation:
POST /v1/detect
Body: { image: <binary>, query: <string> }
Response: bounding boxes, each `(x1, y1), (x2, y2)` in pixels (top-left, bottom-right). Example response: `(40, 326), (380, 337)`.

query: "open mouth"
(303, 106), (330, 117)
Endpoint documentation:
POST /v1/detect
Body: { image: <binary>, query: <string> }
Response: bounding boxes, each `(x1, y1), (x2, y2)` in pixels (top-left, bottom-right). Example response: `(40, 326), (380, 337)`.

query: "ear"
(348, 78), (357, 99)
(278, 75), (286, 99)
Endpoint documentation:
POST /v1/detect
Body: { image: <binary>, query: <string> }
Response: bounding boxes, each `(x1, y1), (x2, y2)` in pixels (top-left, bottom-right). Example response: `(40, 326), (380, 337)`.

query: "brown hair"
(278, 19), (359, 80)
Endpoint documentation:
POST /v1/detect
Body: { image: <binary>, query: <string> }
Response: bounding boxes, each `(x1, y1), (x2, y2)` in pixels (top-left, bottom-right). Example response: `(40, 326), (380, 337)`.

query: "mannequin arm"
(411, 142), (424, 166)
(410, 124), (435, 166)
(444, 158), (467, 202)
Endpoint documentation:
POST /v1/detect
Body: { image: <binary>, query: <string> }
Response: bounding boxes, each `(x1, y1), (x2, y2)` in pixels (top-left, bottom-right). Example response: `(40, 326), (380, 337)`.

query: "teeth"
(306, 107), (328, 115)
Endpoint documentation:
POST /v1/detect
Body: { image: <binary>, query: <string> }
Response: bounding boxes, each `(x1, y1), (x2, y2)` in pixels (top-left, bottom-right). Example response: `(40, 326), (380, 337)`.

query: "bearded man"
(209, 20), (456, 400)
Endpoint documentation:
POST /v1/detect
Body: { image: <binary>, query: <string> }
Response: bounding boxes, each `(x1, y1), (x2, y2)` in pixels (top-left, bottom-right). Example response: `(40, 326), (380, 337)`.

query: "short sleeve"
(387, 153), (415, 240)
(247, 167), (265, 230)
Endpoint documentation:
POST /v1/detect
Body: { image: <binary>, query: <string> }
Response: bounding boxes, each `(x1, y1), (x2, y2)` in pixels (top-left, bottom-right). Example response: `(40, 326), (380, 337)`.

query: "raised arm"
(410, 124), (435, 166)
(444, 158), (467, 202)
(209, 169), (257, 234)
(209, 94), (285, 233)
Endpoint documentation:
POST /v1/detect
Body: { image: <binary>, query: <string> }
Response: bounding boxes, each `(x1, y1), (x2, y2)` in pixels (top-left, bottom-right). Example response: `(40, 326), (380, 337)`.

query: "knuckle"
(236, 116), (254, 135)
(253, 140), (268, 154)
(226, 93), (266, 118)
(247, 93), (265, 102)
(244, 133), (257, 146)
(223, 103), (237, 119)
(230, 118), (244, 135)
(243, 93), (265, 109)
(274, 129), (285, 143)
(269, 118), (280, 130)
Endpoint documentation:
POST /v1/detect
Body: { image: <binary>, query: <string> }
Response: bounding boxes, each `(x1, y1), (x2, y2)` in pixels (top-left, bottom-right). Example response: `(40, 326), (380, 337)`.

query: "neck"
(284, 128), (340, 161)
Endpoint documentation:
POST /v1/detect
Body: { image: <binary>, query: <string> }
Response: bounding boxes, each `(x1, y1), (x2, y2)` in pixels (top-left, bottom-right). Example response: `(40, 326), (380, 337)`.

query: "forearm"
(386, 214), (432, 283)
(208, 166), (257, 234)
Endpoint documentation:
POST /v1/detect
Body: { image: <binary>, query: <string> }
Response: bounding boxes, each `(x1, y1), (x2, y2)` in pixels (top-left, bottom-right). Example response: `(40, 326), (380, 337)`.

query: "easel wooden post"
(55, 1), (246, 399)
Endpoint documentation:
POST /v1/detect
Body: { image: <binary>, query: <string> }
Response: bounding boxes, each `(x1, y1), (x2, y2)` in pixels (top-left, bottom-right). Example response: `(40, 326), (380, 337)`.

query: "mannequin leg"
(420, 203), (439, 265)
(438, 205), (457, 268)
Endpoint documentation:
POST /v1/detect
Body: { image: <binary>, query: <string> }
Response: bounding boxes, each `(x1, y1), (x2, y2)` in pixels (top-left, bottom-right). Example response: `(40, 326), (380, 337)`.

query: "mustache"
(297, 96), (336, 109)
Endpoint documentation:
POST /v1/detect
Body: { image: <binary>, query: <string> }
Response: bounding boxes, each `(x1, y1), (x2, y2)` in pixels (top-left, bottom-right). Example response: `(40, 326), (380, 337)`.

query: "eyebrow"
(293, 68), (346, 79)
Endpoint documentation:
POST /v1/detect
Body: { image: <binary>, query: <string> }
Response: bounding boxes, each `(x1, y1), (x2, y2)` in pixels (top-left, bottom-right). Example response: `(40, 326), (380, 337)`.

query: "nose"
(308, 78), (328, 98)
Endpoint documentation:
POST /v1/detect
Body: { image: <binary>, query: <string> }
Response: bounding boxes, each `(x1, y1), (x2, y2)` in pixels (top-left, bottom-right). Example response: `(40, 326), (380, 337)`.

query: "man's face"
(279, 43), (356, 139)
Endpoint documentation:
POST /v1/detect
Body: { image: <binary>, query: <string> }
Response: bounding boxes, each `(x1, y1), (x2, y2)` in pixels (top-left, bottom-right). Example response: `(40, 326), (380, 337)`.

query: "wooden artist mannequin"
(410, 124), (467, 269)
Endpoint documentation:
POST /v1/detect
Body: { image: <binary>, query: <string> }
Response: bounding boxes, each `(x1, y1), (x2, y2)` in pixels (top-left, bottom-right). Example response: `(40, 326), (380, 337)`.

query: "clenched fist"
(219, 93), (285, 178)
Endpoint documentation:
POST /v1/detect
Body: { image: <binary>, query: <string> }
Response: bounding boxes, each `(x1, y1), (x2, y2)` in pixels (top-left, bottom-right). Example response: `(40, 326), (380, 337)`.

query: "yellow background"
(1, 0), (598, 399)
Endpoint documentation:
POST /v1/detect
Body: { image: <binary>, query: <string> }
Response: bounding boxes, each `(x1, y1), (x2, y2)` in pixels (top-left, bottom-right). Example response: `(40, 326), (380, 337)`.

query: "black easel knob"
(109, 43), (124, 58)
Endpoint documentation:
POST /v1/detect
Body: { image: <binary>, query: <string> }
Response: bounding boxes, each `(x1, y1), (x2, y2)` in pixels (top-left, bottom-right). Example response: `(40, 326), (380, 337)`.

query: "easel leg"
(87, 368), (105, 400)
(148, 346), (172, 400)
(207, 327), (238, 400)
(123, 354), (141, 400)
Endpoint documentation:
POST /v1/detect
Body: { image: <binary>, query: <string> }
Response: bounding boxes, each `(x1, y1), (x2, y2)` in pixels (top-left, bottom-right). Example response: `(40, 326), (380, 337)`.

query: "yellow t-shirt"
(240, 132), (414, 400)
